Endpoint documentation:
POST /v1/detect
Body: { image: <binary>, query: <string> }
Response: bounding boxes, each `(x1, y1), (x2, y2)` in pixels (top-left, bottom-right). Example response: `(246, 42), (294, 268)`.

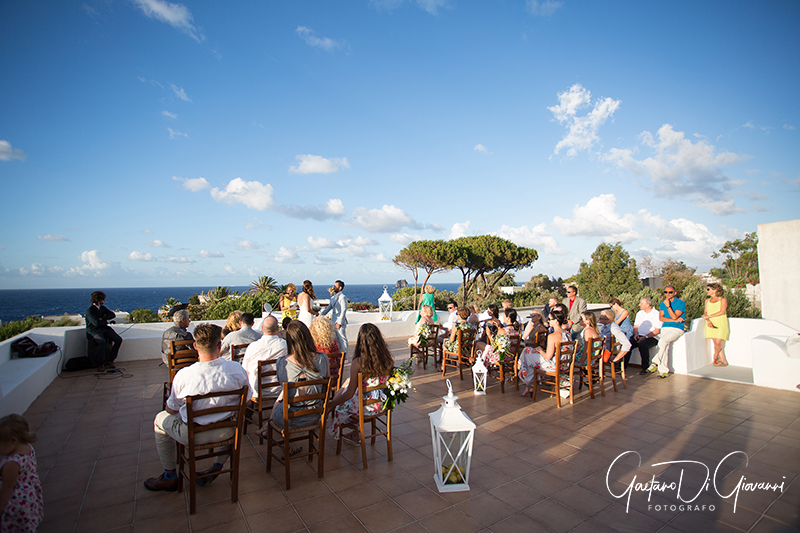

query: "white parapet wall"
(0, 311), (420, 418)
(759, 219), (800, 332)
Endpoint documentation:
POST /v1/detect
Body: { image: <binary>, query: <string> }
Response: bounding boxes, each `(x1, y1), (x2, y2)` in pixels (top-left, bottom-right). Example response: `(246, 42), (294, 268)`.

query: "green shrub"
(0, 315), (82, 342)
(202, 292), (279, 320)
(128, 308), (160, 323)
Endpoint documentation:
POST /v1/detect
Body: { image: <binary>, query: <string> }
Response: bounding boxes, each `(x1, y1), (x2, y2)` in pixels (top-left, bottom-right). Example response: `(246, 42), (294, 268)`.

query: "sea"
(0, 283), (462, 323)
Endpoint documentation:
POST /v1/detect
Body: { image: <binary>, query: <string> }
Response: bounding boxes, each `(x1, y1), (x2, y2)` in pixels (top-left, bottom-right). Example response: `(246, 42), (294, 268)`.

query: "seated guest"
(409, 304), (436, 356)
(327, 323), (394, 443)
(542, 297), (558, 322)
(222, 310), (243, 339)
(482, 309), (520, 366)
(443, 306), (476, 361)
(144, 323), (252, 492)
(280, 317), (292, 338)
(268, 321), (329, 436)
(310, 316), (341, 355)
(598, 310), (631, 364)
(609, 298), (635, 349)
(518, 310), (571, 397)
(633, 297), (661, 374)
(85, 290), (123, 371)
(578, 311), (600, 356)
(500, 299), (514, 325)
(221, 312), (261, 360)
(161, 309), (193, 365)
(475, 304), (503, 353)
(468, 303), (481, 325)
(522, 310), (548, 346)
(241, 316), (286, 400)
(439, 301), (458, 336)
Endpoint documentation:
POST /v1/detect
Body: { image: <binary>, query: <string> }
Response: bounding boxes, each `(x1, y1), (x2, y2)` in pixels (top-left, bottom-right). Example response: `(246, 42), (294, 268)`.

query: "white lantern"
(472, 352), (487, 395)
(378, 285), (393, 321)
(429, 379), (476, 493)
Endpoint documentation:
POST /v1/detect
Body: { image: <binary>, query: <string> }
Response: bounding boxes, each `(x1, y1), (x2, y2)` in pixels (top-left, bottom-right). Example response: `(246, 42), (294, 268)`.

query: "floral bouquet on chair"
(488, 333), (510, 366)
(384, 356), (416, 411)
(416, 323), (431, 348)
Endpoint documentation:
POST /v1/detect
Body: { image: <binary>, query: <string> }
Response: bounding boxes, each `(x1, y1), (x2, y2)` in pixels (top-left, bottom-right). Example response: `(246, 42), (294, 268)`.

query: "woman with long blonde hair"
(310, 316), (339, 355)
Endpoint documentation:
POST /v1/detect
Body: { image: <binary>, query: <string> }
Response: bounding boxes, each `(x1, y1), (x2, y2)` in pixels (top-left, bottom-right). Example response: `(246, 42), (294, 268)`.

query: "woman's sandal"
(280, 445), (303, 461)
(342, 431), (361, 445)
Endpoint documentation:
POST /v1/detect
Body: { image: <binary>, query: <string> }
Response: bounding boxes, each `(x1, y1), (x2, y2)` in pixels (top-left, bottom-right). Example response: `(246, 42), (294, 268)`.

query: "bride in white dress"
(297, 280), (318, 328)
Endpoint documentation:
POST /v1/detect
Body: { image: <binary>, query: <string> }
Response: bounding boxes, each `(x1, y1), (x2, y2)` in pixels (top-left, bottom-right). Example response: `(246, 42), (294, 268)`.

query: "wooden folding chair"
(326, 352), (347, 399)
(229, 343), (250, 364)
(176, 385), (248, 514)
(485, 330), (522, 393)
(245, 358), (280, 444)
(601, 337), (627, 392)
(334, 373), (392, 470)
(163, 340), (199, 409)
(441, 327), (475, 381)
(578, 338), (605, 399)
(410, 324), (439, 370)
(531, 340), (578, 408)
(266, 378), (331, 490)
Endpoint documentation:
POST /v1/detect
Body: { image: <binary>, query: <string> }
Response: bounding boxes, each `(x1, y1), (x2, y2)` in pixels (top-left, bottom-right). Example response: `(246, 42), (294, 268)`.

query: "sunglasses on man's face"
(664, 291), (674, 294)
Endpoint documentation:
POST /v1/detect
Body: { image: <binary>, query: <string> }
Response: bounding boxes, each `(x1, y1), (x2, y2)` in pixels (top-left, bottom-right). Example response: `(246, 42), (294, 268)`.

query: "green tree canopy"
(711, 232), (759, 286)
(575, 242), (641, 303)
(393, 239), (453, 309)
(450, 235), (538, 305)
(249, 275), (280, 295)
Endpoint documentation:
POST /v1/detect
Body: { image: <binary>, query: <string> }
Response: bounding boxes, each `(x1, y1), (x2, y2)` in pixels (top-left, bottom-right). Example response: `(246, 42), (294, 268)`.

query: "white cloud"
(0, 140), (26, 162)
(389, 233), (423, 246)
(366, 253), (391, 263)
(449, 221), (470, 239)
(132, 0), (205, 42)
(162, 255), (195, 264)
(224, 265), (237, 274)
(173, 176), (210, 192)
(288, 154), (350, 174)
(695, 199), (746, 216)
(308, 236), (338, 249)
(526, 0), (563, 16)
(38, 234), (68, 242)
(211, 178), (275, 211)
(167, 127), (188, 139)
(199, 250), (224, 258)
(603, 124), (749, 214)
(19, 263), (64, 276)
(473, 144), (492, 155)
(314, 255), (344, 265)
(334, 236), (380, 257)
(235, 240), (260, 250)
(295, 26), (343, 51)
(141, 229), (152, 234)
(784, 124), (795, 130)
(169, 83), (192, 102)
(369, 0), (449, 15)
(274, 247), (303, 263)
(496, 224), (566, 255)
(553, 194), (643, 242)
(244, 217), (265, 230)
(162, 110), (177, 119)
(349, 205), (420, 233)
(783, 176), (800, 188)
(276, 198), (347, 221)
(129, 251), (156, 262)
(65, 250), (118, 276)
(742, 121), (771, 134)
(549, 84), (620, 157)
(146, 239), (170, 248)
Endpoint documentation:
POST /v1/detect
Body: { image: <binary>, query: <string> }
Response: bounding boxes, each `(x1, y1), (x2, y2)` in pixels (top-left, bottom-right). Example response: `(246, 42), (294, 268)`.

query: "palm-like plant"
(207, 286), (231, 302)
(250, 276), (279, 295)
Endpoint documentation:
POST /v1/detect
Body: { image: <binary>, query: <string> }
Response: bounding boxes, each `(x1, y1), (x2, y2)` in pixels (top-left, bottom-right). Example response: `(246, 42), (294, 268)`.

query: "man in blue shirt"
(647, 286), (685, 378)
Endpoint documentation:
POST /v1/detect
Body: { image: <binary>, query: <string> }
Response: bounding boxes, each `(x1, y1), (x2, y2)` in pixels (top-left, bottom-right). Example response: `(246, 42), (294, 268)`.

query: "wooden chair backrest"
(586, 338), (604, 367)
(555, 340), (578, 370)
(170, 339), (195, 354)
(256, 358), (280, 400)
(453, 327), (475, 357)
(168, 349), (199, 382)
(280, 378), (331, 430)
(357, 372), (389, 417)
(507, 333), (521, 357)
(230, 343), (250, 363)
(184, 385), (248, 446)
(327, 352), (347, 392)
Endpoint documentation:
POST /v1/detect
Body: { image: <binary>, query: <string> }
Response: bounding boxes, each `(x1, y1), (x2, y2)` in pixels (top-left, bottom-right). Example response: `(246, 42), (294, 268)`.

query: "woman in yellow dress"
(702, 283), (729, 366)
(280, 283), (299, 322)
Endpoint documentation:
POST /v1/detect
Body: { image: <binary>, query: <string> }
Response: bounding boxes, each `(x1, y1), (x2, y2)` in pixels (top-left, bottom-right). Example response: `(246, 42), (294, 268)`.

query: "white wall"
(759, 219), (800, 331)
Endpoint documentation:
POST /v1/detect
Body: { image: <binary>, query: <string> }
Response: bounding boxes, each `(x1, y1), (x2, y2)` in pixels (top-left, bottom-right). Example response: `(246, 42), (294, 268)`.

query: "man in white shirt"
(144, 323), (252, 492)
(220, 312), (262, 360)
(240, 316), (287, 400)
(633, 297), (662, 375)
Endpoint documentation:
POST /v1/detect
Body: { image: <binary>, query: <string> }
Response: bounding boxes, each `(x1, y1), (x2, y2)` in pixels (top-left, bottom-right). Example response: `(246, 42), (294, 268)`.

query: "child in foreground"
(0, 414), (43, 532)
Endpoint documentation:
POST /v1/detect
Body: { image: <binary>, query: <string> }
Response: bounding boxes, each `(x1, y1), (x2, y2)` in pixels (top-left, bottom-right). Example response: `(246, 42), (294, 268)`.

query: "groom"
(321, 280), (348, 353)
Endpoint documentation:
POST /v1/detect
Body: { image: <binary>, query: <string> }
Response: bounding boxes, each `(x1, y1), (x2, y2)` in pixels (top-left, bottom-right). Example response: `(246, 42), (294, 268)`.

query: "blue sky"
(1, 0), (798, 290)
